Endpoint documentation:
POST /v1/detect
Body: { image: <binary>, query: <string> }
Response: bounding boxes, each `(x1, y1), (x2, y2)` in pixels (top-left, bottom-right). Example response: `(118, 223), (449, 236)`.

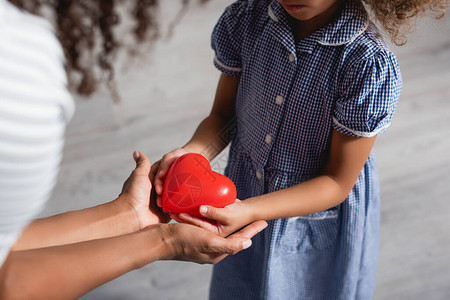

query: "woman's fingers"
(227, 220), (267, 240)
(162, 223), (247, 264)
(132, 151), (151, 176)
(177, 213), (220, 234)
(161, 219), (267, 264)
(121, 151), (151, 195)
(208, 221), (267, 256)
(212, 221), (268, 256)
(210, 236), (252, 256)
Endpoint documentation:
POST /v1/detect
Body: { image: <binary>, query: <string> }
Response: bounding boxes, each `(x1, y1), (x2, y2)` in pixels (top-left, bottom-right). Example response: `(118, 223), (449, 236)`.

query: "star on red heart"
(161, 153), (236, 217)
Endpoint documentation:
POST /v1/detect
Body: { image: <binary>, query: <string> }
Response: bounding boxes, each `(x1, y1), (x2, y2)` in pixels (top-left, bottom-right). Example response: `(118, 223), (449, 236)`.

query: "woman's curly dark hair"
(363, 0), (448, 45)
(8, 0), (205, 100)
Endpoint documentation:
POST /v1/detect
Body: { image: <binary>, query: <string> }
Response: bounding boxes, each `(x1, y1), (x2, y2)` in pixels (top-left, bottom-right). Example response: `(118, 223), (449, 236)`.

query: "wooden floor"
(38, 1), (450, 299)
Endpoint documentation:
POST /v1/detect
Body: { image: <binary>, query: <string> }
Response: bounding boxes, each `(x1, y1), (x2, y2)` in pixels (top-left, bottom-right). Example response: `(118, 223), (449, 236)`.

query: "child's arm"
(174, 130), (376, 237)
(153, 73), (240, 201)
(183, 73), (240, 158)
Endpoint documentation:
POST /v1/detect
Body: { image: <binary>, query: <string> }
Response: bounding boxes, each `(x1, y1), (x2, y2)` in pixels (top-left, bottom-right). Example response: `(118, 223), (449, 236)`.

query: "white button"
(265, 134), (272, 144)
(275, 95), (284, 105)
(289, 53), (296, 62)
(256, 170), (262, 179)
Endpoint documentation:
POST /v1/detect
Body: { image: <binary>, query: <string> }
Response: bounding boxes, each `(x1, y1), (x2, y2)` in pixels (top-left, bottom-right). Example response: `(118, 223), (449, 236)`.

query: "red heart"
(161, 153), (236, 217)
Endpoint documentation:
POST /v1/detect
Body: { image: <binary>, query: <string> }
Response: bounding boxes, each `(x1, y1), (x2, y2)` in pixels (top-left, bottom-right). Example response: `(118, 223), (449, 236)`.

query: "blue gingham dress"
(209, 0), (402, 299)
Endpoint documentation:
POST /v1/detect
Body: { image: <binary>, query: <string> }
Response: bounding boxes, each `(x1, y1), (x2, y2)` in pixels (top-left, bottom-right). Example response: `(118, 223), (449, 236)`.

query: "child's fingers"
(154, 173), (165, 195)
(149, 160), (161, 183)
(155, 148), (190, 194)
(156, 195), (162, 208)
(199, 205), (228, 224)
(154, 154), (179, 194)
(169, 213), (184, 223)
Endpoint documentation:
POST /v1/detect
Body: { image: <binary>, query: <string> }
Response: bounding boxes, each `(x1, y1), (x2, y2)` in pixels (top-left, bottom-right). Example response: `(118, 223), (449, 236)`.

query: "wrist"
(109, 197), (141, 233)
(127, 225), (167, 269)
(243, 196), (265, 221)
(154, 224), (179, 261)
(182, 141), (219, 161)
(181, 143), (201, 155)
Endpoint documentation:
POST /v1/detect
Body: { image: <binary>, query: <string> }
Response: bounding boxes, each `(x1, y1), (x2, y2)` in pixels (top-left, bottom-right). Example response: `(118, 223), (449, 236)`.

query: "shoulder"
(212, 0), (271, 60)
(222, 0), (271, 15)
(0, 1), (63, 60)
(341, 23), (401, 81)
(216, 0), (271, 30)
(0, 0), (74, 122)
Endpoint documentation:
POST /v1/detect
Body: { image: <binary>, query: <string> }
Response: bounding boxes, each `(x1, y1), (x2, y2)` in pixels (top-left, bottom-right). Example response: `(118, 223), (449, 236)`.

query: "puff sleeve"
(333, 50), (402, 137)
(211, 0), (250, 76)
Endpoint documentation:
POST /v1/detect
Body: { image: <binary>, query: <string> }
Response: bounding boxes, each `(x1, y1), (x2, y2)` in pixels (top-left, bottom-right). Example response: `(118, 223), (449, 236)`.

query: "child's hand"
(150, 148), (190, 208)
(171, 200), (258, 238)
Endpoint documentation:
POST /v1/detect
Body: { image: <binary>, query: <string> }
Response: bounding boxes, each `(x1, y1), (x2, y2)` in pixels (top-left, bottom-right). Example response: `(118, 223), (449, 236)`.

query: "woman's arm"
(13, 152), (169, 251)
(0, 221), (267, 300)
(175, 130), (376, 237)
(12, 201), (137, 251)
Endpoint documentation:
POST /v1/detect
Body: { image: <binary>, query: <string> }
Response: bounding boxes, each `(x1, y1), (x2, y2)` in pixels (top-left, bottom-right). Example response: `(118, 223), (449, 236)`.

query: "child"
(153, 0), (448, 299)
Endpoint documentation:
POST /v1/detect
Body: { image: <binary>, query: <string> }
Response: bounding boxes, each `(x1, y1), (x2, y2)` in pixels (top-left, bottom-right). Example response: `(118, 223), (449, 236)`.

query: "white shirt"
(0, 0), (74, 266)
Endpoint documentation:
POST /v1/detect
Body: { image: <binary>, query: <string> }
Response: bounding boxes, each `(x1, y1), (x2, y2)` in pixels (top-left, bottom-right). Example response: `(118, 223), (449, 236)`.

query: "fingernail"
(133, 151), (140, 160)
(242, 240), (252, 249)
(199, 206), (207, 215)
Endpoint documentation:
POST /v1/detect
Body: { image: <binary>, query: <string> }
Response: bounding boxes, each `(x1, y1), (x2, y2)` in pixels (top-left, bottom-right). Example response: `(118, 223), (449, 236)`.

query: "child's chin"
(285, 9), (314, 21)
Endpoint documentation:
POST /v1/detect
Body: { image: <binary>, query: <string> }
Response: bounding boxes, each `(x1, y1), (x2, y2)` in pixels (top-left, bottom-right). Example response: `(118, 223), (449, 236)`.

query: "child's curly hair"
(362, 0), (449, 45)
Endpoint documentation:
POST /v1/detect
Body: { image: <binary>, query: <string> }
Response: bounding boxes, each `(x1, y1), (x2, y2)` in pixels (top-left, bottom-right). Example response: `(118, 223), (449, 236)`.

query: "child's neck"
(289, 1), (343, 42)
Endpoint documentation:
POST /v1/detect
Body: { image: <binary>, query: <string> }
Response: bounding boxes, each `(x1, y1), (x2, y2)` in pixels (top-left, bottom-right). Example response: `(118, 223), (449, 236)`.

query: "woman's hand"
(150, 148), (190, 207)
(160, 220), (267, 264)
(171, 200), (257, 238)
(117, 151), (170, 229)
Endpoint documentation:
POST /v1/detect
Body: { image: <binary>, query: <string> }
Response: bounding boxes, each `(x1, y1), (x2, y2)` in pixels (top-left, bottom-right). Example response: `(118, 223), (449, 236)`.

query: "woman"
(0, 0), (267, 299)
